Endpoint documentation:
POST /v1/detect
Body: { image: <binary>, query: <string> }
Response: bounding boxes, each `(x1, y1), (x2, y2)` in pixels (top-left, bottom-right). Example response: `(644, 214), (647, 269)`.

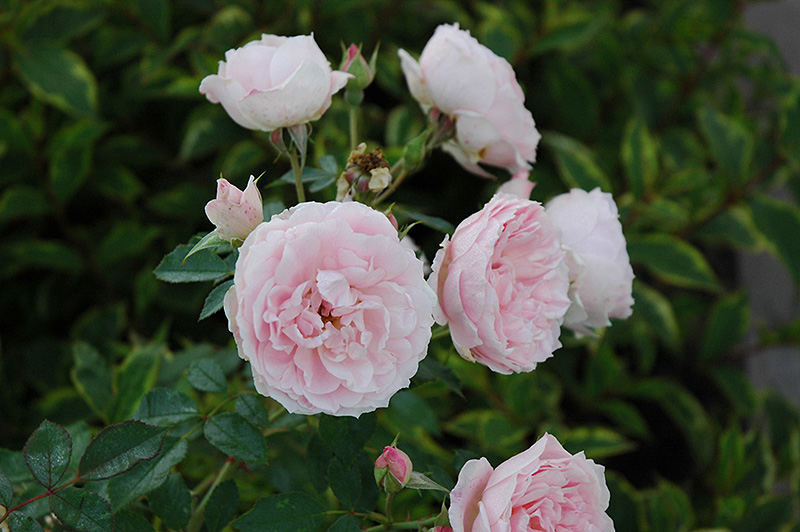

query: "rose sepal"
(404, 471), (449, 492)
(183, 231), (231, 263)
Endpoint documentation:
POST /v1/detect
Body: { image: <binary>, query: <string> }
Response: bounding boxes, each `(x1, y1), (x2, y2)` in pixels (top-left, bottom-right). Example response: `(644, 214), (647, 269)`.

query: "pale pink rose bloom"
(428, 193), (570, 374)
(224, 201), (435, 417)
(545, 188), (634, 335)
(199, 34), (352, 131)
(205, 176), (263, 241)
(449, 433), (615, 532)
(399, 24), (540, 177)
(496, 169), (535, 199)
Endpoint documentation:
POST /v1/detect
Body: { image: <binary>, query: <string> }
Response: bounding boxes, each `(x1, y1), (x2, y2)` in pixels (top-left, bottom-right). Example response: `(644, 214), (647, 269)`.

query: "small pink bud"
(434, 527), (454, 532)
(497, 169), (535, 199)
(386, 212), (399, 231)
(374, 446), (412, 493)
(205, 175), (264, 242)
(340, 43), (377, 91)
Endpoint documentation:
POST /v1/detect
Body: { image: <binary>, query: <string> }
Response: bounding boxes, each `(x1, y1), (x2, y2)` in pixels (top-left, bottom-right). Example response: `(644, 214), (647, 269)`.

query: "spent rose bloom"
(399, 23), (540, 177)
(449, 433), (615, 532)
(428, 193), (570, 374)
(199, 34), (352, 131)
(545, 188), (634, 334)
(205, 176), (263, 242)
(224, 201), (435, 417)
(374, 446), (413, 492)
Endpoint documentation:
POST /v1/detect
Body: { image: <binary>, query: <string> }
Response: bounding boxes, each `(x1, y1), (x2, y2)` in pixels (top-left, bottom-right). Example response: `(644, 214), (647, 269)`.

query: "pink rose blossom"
(205, 176), (263, 242)
(545, 188), (634, 334)
(199, 34), (351, 131)
(375, 446), (413, 491)
(428, 193), (570, 374)
(449, 433), (615, 532)
(224, 201), (435, 417)
(399, 24), (540, 177)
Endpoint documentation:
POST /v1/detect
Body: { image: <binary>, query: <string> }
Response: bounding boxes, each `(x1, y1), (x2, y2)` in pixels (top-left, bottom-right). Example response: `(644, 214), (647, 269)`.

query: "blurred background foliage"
(1, 0), (800, 531)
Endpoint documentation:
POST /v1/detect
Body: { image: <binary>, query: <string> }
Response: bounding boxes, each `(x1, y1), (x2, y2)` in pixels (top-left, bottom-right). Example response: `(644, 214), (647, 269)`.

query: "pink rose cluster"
(399, 23), (540, 177)
(450, 433), (615, 532)
(223, 201), (435, 417)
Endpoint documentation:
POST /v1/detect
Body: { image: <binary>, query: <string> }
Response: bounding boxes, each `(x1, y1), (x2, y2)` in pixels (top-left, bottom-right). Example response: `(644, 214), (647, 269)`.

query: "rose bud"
(204, 176), (263, 242)
(340, 43), (378, 93)
(374, 446), (413, 493)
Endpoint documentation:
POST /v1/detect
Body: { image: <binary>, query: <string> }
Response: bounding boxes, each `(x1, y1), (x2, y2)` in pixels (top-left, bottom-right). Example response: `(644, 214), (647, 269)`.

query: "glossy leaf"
(106, 436), (187, 511)
(48, 119), (105, 202)
(234, 394), (271, 428)
(205, 479), (239, 532)
(542, 131), (612, 191)
(79, 421), (165, 481)
(23, 420), (72, 489)
(146, 472), (191, 530)
(13, 42), (97, 116)
(204, 412), (267, 464)
(328, 457), (361, 509)
(559, 426), (635, 459)
(187, 358), (226, 393)
(6, 514), (45, 532)
(133, 389), (200, 426)
(694, 205), (766, 252)
(106, 346), (161, 424)
(621, 116), (658, 198)
(113, 509), (153, 532)
(0, 470), (11, 506)
(700, 292), (750, 361)
(200, 279), (234, 321)
(627, 234), (719, 291)
(70, 342), (113, 419)
(154, 244), (232, 283)
(747, 193), (800, 287)
(328, 514), (361, 532)
(698, 106), (753, 184)
(49, 487), (112, 532)
(319, 413), (376, 465)
(631, 281), (680, 352)
(233, 493), (325, 532)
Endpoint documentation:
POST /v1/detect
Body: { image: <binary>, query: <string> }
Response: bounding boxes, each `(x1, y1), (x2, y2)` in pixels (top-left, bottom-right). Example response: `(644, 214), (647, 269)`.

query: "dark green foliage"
(1, 0), (799, 530)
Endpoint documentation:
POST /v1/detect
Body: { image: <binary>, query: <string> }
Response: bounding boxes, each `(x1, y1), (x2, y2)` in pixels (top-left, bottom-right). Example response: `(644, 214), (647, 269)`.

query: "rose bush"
(399, 23), (540, 177)
(449, 433), (614, 532)
(428, 193), (570, 374)
(545, 188), (634, 334)
(199, 34), (351, 131)
(204, 176), (264, 242)
(223, 201), (435, 416)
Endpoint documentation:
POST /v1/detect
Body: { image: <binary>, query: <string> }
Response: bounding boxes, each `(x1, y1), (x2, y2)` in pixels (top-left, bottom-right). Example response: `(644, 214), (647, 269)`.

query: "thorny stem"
(349, 104), (359, 150)
(384, 492), (396, 527)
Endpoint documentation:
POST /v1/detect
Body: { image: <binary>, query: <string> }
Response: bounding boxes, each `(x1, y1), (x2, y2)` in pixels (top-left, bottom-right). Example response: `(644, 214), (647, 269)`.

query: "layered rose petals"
(224, 201), (435, 417)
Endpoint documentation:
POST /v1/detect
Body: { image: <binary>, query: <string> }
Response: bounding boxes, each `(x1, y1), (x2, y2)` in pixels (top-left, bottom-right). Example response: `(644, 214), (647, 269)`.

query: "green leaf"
(70, 342), (113, 419)
(146, 472), (191, 530)
(49, 487), (112, 532)
(559, 426), (635, 459)
(79, 421), (165, 481)
(328, 457), (361, 509)
(627, 234), (719, 291)
(328, 514), (361, 532)
(319, 414), (376, 465)
(595, 399), (650, 439)
(532, 12), (607, 55)
(733, 496), (793, 532)
(628, 378), (713, 466)
(132, 0), (171, 40)
(179, 107), (243, 161)
(235, 394), (271, 428)
(694, 205), (766, 252)
(220, 141), (267, 181)
(133, 389), (200, 426)
(643, 479), (695, 532)
(13, 42), (98, 116)
(113, 509), (152, 532)
(185, 231), (229, 263)
(0, 449), (30, 484)
(542, 131), (612, 191)
(404, 471), (449, 492)
(96, 222), (160, 266)
(107, 436), (187, 511)
(106, 346), (161, 424)
(697, 107), (753, 184)
(779, 90), (800, 158)
(233, 493), (325, 532)
(0, 185), (50, 225)
(205, 479), (239, 532)
(23, 420), (72, 489)
(747, 193), (800, 287)
(1, 239), (83, 276)
(393, 207), (454, 234)
(700, 292), (750, 361)
(200, 280), (234, 321)
(716, 426), (746, 492)
(48, 119), (105, 202)
(414, 357), (464, 398)
(204, 412), (267, 463)
(7, 513), (46, 532)
(621, 116), (658, 198)
(0, 470), (12, 506)
(631, 281), (680, 352)
(154, 244), (232, 283)
(187, 358), (227, 393)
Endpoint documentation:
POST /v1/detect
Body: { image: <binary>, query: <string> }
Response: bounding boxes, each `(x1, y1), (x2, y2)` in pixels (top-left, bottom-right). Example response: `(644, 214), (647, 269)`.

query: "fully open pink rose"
(545, 188), (634, 334)
(224, 201), (435, 417)
(428, 193), (570, 374)
(205, 176), (263, 242)
(200, 34), (351, 131)
(399, 23), (540, 177)
(449, 433), (615, 532)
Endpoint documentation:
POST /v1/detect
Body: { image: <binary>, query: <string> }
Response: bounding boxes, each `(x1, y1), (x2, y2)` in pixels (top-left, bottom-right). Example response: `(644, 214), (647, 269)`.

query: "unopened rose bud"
(340, 43), (378, 93)
(204, 175), (264, 242)
(374, 446), (412, 493)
